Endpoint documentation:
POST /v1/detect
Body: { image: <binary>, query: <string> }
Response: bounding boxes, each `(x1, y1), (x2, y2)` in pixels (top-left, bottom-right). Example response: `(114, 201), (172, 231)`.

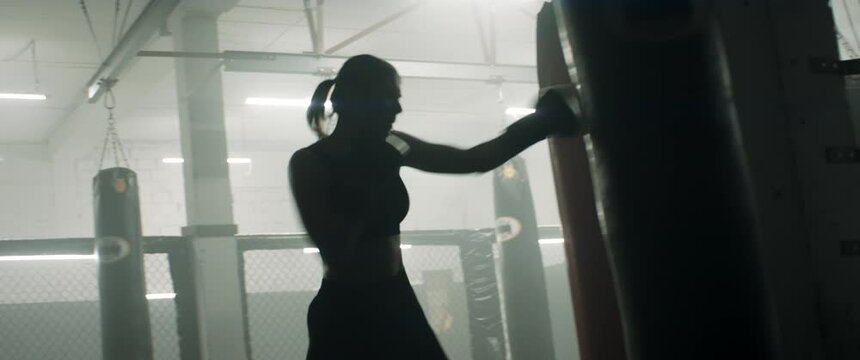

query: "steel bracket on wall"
(809, 57), (860, 76)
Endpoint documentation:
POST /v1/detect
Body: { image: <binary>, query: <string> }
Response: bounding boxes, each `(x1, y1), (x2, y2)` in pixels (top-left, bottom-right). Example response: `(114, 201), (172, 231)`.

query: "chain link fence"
(0, 228), (575, 360)
(0, 238), (182, 360)
(241, 241), (475, 360)
(238, 228), (577, 360)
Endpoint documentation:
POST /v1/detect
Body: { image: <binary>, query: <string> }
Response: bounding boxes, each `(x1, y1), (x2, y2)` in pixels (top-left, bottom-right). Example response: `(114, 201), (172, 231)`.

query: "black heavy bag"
(536, 3), (627, 360)
(552, 0), (775, 358)
(94, 167), (153, 360)
(493, 157), (555, 359)
(459, 231), (506, 360)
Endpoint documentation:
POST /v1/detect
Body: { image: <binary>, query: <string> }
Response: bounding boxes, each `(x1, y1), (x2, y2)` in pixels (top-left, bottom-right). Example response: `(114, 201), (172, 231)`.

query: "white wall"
(0, 144), (54, 239)
(12, 110), (561, 239)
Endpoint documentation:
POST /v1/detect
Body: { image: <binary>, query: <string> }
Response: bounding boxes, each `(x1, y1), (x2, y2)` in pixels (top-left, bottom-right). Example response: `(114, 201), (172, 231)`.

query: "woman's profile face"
(362, 75), (402, 138)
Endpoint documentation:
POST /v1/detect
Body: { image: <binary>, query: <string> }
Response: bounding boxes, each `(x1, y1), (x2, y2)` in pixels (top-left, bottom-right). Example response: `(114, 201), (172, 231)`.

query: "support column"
(172, 7), (248, 360)
(553, 1), (774, 358)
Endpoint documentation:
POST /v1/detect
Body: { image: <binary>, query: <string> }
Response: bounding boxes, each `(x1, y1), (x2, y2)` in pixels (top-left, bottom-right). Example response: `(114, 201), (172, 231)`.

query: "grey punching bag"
(94, 167), (153, 360)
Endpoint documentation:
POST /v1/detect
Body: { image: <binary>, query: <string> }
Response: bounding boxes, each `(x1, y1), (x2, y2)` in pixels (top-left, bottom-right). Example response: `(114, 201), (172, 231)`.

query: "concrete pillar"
(172, 6), (248, 360)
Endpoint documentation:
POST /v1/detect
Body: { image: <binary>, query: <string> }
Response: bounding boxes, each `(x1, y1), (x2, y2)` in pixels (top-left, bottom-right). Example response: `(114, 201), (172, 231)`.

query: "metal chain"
(119, 0), (134, 41)
(98, 85), (130, 169)
(79, 0), (104, 61)
(29, 40), (40, 92)
(111, 0), (120, 47)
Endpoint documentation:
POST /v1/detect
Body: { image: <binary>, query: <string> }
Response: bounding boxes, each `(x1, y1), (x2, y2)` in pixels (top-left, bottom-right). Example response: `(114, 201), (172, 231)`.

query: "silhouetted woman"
(289, 54), (578, 359)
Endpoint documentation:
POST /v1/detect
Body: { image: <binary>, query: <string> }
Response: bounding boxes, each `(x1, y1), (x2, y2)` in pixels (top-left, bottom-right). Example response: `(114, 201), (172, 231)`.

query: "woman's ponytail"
(306, 79), (336, 138)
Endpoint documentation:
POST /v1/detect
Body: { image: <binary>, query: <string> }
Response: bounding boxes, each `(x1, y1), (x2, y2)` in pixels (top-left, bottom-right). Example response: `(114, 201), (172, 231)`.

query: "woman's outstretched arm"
(393, 119), (545, 174)
(395, 87), (581, 174)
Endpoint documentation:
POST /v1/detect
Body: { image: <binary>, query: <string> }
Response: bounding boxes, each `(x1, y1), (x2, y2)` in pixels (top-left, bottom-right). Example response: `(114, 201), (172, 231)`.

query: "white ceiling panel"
(1, 0), (544, 145)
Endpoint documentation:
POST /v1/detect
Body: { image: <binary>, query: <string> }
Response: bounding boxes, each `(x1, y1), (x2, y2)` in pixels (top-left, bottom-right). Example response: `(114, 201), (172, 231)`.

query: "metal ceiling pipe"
(551, 1), (775, 358)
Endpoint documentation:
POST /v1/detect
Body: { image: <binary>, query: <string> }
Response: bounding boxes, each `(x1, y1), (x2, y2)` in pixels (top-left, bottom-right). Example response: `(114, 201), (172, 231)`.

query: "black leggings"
(306, 270), (448, 359)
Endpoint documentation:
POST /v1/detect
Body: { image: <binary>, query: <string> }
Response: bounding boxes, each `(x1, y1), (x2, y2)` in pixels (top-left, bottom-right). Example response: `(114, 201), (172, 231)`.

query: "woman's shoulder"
(289, 145), (327, 176)
(290, 139), (347, 176)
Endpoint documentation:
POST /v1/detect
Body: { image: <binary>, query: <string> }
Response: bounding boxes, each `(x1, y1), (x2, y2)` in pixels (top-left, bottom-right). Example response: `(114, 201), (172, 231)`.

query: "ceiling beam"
(137, 50), (537, 83)
(220, 51), (537, 83)
(303, 0), (324, 53)
(323, 1), (423, 55)
(470, 0), (495, 65)
(83, 0), (180, 104)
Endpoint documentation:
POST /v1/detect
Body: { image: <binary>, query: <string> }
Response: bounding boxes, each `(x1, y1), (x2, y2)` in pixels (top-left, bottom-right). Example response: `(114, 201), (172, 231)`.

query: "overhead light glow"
(146, 293), (176, 300)
(303, 247), (320, 254)
(162, 157), (185, 164)
(227, 157), (252, 164)
(0, 93), (47, 100)
(0, 254), (98, 262)
(87, 84), (99, 99)
(505, 107), (536, 117)
(538, 238), (564, 245)
(400, 244), (413, 250)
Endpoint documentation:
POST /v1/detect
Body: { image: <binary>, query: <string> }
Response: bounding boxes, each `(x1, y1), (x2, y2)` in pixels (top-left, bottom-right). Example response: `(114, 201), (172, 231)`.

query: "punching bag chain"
(98, 82), (130, 169)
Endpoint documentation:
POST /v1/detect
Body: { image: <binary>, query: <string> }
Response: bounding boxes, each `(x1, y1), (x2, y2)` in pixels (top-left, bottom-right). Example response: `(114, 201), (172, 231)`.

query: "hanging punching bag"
(459, 231), (506, 360)
(493, 156), (555, 359)
(536, 3), (627, 360)
(551, 0), (775, 358)
(94, 167), (153, 360)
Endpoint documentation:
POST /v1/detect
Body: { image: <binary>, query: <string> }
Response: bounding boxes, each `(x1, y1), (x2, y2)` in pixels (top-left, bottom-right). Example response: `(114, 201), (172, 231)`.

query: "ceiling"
(0, 0), (546, 145)
(2, 0), (859, 146)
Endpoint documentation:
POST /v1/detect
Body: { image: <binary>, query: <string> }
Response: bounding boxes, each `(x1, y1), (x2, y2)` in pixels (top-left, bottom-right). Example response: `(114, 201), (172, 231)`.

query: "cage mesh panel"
(145, 253), (180, 360)
(0, 253), (180, 360)
(0, 258), (101, 359)
(242, 245), (473, 359)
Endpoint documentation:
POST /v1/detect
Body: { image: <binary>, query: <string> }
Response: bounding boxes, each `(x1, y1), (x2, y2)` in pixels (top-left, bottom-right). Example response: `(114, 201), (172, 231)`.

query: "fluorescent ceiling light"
(303, 247), (320, 254)
(505, 107), (536, 117)
(0, 93), (47, 100)
(146, 293), (176, 300)
(227, 157), (252, 164)
(400, 244), (413, 250)
(0, 254), (98, 262)
(162, 157), (185, 164)
(538, 238), (564, 245)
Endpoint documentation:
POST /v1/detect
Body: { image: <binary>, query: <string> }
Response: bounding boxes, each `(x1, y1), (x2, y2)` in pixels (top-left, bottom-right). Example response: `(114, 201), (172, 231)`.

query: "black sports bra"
(305, 135), (410, 237)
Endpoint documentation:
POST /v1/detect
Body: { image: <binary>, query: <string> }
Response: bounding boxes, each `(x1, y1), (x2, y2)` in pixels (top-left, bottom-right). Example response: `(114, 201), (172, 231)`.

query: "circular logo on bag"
(95, 236), (131, 263)
(495, 216), (523, 243)
(113, 178), (127, 193)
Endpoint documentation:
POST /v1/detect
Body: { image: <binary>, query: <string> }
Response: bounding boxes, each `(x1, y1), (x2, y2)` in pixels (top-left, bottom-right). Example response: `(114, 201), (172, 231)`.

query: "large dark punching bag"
(493, 157), (555, 359)
(536, 4), (627, 360)
(94, 167), (153, 360)
(551, 1), (774, 358)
